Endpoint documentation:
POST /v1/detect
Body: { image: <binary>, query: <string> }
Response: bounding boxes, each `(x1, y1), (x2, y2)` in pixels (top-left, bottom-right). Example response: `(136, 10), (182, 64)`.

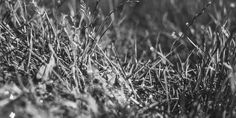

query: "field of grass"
(1, 0), (236, 117)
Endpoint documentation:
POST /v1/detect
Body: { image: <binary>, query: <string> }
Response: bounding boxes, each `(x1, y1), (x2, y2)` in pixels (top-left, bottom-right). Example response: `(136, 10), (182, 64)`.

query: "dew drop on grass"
(190, 28), (195, 34)
(186, 22), (189, 26)
(171, 32), (178, 39)
(9, 112), (15, 118)
(230, 3), (236, 8)
(9, 94), (14, 100)
(39, 99), (43, 103)
(221, 26), (230, 38)
(150, 46), (154, 51)
(178, 32), (183, 37)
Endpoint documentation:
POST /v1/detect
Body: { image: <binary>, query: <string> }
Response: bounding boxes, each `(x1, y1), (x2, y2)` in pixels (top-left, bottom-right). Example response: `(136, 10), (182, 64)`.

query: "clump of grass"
(1, 0), (236, 118)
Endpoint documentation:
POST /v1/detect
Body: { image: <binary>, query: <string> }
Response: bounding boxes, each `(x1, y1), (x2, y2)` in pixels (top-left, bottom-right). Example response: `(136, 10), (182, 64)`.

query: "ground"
(1, 0), (236, 118)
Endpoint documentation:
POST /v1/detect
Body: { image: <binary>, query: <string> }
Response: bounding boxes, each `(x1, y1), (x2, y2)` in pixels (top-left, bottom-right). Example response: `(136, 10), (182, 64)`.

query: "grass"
(1, 0), (236, 117)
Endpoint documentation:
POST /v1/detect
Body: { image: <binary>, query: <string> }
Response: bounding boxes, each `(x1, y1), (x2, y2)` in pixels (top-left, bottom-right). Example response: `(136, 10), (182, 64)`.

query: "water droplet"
(178, 32), (183, 36)
(230, 3), (236, 8)
(171, 32), (178, 39)
(150, 46), (154, 51)
(39, 99), (43, 103)
(9, 94), (14, 100)
(9, 112), (15, 118)
(186, 22), (189, 26)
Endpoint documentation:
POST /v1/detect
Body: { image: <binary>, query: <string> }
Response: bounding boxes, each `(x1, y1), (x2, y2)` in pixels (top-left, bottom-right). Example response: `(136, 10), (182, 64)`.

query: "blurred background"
(3, 0), (236, 61)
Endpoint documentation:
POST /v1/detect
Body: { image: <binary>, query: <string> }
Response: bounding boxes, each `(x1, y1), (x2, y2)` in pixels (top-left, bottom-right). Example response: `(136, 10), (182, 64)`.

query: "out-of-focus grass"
(1, 0), (236, 118)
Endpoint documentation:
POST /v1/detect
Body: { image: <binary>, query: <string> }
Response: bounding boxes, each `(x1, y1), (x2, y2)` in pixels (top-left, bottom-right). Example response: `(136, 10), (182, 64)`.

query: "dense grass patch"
(1, 0), (236, 117)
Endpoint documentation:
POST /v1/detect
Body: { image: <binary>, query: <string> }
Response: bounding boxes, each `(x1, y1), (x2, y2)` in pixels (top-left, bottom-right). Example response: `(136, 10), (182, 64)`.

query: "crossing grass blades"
(1, 0), (236, 117)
